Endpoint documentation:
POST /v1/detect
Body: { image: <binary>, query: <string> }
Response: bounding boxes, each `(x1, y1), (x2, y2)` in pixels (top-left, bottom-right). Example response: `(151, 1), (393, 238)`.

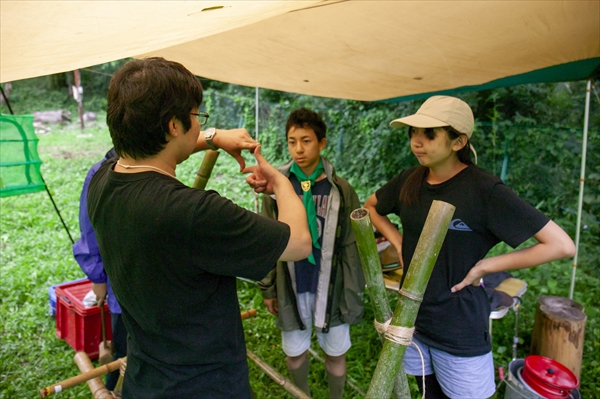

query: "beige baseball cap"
(390, 95), (474, 137)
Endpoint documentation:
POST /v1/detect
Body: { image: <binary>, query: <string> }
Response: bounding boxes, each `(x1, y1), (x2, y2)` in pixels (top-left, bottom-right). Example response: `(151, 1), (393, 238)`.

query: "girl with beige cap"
(364, 95), (575, 398)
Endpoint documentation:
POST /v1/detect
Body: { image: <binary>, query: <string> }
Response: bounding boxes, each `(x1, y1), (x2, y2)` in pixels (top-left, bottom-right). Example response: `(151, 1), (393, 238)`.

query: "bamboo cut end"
(431, 199), (456, 212)
(351, 208), (369, 221)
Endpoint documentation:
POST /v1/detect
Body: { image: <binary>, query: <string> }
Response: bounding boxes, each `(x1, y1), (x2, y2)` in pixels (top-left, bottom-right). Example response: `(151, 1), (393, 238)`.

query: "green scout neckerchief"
(289, 159), (325, 265)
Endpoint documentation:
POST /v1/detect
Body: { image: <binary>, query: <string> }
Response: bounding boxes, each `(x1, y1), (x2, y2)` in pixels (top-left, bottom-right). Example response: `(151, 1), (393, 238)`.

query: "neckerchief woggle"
(289, 159), (324, 265)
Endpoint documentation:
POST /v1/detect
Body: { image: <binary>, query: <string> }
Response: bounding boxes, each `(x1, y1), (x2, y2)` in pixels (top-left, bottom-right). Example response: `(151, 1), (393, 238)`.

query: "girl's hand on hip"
(451, 261), (486, 293)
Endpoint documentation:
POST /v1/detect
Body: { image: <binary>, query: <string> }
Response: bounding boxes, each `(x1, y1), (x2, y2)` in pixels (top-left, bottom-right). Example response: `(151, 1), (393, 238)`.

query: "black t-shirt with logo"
(375, 165), (549, 356)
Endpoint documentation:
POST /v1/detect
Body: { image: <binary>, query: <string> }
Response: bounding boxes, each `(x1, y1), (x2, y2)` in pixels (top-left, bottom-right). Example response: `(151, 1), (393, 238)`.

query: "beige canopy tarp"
(1, 1), (599, 101)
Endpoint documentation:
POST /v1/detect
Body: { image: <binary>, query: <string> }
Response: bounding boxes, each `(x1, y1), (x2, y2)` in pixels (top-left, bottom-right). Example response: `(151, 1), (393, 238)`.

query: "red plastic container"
(55, 279), (112, 359)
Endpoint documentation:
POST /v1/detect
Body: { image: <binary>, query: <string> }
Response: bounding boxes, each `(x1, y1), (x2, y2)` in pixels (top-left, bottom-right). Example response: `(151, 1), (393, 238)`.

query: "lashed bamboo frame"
(351, 201), (455, 399)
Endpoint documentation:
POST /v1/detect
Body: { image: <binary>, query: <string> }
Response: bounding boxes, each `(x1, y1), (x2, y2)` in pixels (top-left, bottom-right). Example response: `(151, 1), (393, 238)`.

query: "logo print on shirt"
(449, 218), (472, 231)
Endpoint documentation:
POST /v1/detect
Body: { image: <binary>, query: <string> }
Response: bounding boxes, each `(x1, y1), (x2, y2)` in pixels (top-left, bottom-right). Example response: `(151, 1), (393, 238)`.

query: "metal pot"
(521, 356), (579, 399)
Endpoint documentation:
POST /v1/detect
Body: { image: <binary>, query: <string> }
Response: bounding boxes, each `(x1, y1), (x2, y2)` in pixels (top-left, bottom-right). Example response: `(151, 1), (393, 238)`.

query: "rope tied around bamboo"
(374, 318), (392, 335)
(385, 325), (415, 346)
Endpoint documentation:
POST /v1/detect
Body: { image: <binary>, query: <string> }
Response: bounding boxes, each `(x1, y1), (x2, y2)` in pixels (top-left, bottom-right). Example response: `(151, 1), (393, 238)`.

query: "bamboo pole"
(39, 354), (122, 398)
(193, 149), (220, 189)
(350, 208), (410, 398)
(112, 356), (127, 398)
(246, 349), (311, 399)
(366, 200), (455, 399)
(73, 352), (114, 399)
(241, 308), (257, 320)
(350, 208), (392, 325)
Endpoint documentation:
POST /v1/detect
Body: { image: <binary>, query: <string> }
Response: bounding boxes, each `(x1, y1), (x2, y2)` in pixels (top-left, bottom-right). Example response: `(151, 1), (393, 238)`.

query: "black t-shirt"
(375, 165), (549, 356)
(88, 159), (290, 398)
(289, 175), (332, 294)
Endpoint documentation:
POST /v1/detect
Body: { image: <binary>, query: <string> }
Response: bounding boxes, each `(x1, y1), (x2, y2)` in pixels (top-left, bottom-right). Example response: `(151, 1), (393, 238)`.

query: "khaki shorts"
(281, 292), (351, 357)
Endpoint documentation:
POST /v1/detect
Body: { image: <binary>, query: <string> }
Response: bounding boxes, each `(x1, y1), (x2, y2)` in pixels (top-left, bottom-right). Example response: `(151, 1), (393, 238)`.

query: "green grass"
(1, 120), (598, 398)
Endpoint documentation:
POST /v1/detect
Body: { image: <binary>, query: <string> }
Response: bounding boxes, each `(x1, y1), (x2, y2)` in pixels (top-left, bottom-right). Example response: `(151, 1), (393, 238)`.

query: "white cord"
(410, 341), (426, 399)
(374, 319), (427, 398)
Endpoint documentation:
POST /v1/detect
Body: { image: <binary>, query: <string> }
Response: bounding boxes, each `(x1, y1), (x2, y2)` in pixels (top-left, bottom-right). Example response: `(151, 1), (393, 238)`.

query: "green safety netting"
(0, 114), (45, 197)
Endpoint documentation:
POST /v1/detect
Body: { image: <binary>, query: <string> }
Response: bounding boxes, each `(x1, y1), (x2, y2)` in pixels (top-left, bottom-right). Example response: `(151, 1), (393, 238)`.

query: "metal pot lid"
(523, 356), (579, 392)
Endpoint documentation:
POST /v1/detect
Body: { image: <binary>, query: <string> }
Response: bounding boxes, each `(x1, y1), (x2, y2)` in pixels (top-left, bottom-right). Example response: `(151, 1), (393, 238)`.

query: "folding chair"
(489, 277), (528, 359)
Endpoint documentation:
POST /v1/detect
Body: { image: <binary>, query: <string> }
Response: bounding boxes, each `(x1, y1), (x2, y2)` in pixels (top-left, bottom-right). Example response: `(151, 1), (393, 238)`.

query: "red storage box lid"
(55, 279), (99, 315)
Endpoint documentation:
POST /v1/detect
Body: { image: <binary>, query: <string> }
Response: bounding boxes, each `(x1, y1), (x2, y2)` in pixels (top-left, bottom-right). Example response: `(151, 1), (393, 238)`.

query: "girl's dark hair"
(400, 126), (473, 205)
(107, 57), (203, 160)
(285, 107), (327, 141)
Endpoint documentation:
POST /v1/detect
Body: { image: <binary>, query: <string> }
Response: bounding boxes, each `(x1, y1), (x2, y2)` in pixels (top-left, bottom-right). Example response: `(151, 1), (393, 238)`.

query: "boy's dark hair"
(106, 57), (203, 160)
(400, 126), (473, 205)
(285, 108), (327, 141)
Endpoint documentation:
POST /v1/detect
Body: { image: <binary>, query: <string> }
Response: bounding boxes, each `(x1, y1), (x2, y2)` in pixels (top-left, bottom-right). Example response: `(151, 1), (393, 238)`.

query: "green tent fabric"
(381, 58), (600, 103)
(0, 114), (45, 197)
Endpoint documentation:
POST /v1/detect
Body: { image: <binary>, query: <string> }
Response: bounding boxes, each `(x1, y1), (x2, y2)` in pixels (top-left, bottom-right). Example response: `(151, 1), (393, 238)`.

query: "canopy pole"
(254, 87), (260, 213)
(255, 87), (259, 142)
(569, 79), (592, 300)
(73, 70), (84, 131)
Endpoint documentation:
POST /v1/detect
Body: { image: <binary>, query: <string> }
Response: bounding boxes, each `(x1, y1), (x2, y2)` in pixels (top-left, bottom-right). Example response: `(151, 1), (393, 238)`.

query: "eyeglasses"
(191, 112), (209, 125)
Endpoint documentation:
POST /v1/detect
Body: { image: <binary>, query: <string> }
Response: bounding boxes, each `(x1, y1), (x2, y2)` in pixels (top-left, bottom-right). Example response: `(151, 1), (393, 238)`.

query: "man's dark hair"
(285, 108), (327, 141)
(106, 57), (203, 160)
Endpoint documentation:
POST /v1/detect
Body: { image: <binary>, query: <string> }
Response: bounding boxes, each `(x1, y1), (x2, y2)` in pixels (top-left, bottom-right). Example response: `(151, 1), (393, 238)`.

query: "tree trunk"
(530, 295), (586, 379)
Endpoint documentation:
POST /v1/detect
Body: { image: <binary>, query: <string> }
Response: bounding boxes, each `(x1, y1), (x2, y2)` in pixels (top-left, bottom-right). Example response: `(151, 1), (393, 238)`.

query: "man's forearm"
(273, 178), (311, 261)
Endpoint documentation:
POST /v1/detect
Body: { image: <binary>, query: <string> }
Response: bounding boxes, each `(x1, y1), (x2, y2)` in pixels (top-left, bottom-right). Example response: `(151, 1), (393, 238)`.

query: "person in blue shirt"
(73, 147), (125, 391)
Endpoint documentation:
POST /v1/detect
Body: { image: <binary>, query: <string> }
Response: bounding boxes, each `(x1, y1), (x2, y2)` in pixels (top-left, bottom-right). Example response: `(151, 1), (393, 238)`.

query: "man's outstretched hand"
(243, 145), (284, 195)
(208, 128), (259, 171)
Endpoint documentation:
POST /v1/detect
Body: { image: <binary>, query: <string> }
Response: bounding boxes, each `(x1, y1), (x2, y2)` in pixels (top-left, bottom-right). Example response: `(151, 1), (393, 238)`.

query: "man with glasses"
(87, 57), (311, 399)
